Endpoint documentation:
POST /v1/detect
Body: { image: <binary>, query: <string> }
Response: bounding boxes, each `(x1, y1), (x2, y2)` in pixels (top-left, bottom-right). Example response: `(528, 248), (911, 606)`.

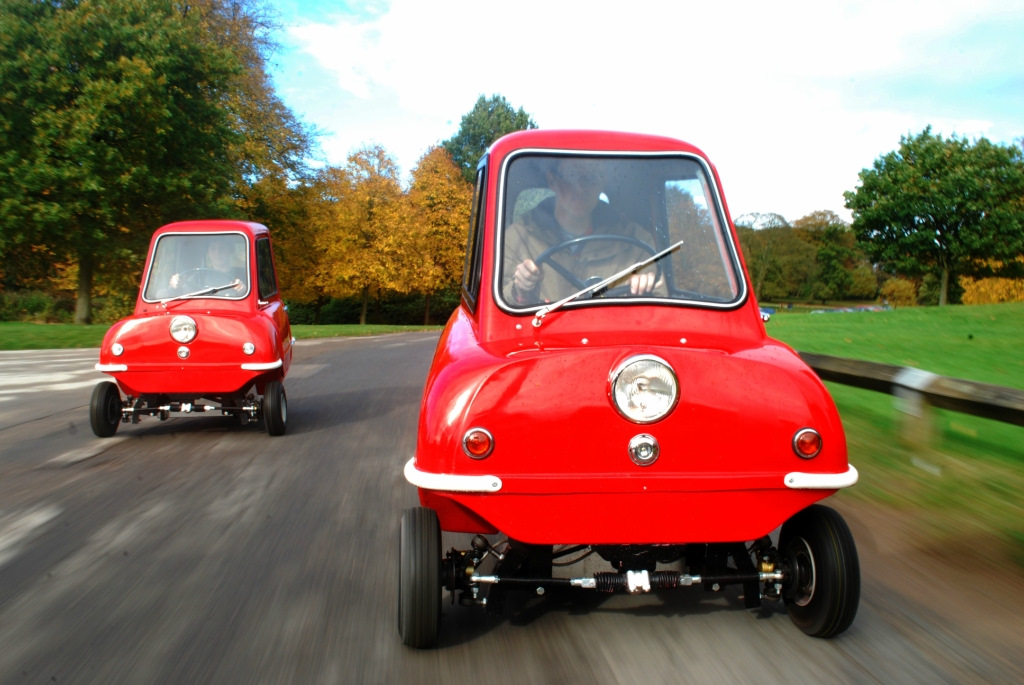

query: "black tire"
(398, 507), (441, 648)
(263, 380), (287, 436)
(90, 381), (122, 438)
(779, 504), (860, 638)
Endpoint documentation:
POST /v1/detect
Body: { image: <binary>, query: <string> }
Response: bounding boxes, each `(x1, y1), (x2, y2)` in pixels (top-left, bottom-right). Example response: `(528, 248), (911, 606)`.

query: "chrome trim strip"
(95, 363), (128, 373)
(240, 359), (283, 371)
(784, 465), (858, 489)
(404, 458), (503, 493)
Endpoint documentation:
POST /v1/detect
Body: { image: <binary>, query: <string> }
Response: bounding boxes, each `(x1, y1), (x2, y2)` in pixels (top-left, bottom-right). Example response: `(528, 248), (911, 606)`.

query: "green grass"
(768, 302), (1024, 389)
(0, 322), (440, 350)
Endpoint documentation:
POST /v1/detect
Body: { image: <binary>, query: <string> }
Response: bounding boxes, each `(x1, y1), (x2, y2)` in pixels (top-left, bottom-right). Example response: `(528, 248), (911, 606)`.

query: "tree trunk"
(359, 286), (369, 325)
(75, 253), (93, 324)
(423, 292), (432, 326)
(939, 267), (949, 306)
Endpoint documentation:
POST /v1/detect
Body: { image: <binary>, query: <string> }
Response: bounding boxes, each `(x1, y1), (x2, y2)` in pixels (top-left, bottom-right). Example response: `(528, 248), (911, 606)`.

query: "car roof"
(487, 129), (712, 160)
(152, 220), (269, 239)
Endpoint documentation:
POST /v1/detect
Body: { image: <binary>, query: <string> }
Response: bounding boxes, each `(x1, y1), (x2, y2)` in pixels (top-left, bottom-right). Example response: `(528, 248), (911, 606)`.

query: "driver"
(169, 236), (246, 293)
(503, 158), (658, 305)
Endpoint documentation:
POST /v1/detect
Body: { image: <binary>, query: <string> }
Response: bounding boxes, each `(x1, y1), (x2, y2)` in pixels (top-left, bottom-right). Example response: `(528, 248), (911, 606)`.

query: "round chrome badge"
(176, 346), (190, 360)
(628, 434), (660, 466)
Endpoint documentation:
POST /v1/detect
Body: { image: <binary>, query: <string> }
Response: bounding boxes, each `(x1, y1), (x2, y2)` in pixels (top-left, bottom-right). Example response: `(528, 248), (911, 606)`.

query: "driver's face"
(550, 161), (602, 217)
(209, 240), (234, 268)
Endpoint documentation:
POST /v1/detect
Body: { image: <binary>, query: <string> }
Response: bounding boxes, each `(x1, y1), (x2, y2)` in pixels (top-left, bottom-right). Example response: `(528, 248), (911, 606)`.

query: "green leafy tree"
(844, 127), (1024, 305)
(0, 0), (242, 323)
(442, 94), (537, 183)
(793, 211), (858, 302)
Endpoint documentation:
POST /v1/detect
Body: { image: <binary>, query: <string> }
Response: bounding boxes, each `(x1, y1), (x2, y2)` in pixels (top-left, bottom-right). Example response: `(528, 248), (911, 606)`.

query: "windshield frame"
(141, 231), (251, 303)
(492, 148), (748, 316)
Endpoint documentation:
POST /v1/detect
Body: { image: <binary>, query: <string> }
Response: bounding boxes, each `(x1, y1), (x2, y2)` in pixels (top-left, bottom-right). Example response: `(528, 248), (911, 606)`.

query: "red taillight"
(793, 428), (822, 458)
(462, 428), (494, 459)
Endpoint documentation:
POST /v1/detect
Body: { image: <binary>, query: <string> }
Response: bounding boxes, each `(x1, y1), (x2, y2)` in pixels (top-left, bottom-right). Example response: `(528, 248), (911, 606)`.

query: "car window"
(496, 153), (744, 311)
(256, 237), (278, 300)
(143, 233), (250, 301)
(462, 165), (487, 311)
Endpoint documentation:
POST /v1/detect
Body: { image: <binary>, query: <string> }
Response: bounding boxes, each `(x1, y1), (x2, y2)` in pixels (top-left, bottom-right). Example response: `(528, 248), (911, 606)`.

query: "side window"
(256, 237), (279, 300)
(462, 165), (487, 310)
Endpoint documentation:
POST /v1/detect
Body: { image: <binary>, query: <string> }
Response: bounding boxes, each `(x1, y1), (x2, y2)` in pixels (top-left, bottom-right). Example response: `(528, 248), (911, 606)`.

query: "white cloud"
(276, 0), (1024, 222)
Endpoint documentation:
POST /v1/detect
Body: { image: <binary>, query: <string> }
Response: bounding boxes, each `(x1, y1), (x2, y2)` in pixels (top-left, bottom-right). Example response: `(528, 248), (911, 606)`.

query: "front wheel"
(398, 507), (441, 648)
(262, 380), (287, 436)
(779, 504), (860, 638)
(90, 381), (122, 437)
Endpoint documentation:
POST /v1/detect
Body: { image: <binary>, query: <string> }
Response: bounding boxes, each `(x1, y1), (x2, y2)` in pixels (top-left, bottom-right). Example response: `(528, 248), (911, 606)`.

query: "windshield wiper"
(160, 282), (240, 306)
(531, 240), (683, 328)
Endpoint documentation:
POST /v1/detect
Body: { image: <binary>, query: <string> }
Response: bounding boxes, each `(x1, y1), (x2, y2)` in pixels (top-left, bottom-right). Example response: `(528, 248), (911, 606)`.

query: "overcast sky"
(266, 0), (1023, 223)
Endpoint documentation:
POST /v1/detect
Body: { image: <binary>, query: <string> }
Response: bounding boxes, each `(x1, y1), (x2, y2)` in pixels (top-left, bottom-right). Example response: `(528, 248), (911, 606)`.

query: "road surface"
(0, 335), (1021, 683)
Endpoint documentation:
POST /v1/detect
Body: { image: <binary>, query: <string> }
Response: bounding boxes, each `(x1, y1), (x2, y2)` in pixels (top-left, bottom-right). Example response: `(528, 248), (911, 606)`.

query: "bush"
(879, 277), (918, 307)
(284, 290), (461, 326)
(0, 290), (75, 322)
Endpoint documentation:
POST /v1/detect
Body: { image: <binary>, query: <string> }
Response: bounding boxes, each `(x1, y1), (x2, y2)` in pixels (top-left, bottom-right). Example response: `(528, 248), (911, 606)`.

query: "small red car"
(399, 130), (859, 647)
(92, 220), (293, 436)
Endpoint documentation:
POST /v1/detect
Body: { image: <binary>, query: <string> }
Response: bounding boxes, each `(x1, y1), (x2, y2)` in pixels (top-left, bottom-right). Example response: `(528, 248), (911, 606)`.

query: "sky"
(266, 0), (1024, 224)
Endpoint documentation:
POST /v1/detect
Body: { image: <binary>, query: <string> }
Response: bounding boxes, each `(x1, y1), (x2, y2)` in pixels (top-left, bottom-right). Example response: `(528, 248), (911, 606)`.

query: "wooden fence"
(799, 352), (1024, 445)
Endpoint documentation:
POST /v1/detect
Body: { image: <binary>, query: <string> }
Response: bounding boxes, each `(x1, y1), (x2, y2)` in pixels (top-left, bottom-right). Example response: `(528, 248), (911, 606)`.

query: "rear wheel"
(262, 380), (287, 436)
(398, 507), (441, 648)
(780, 504), (860, 638)
(90, 382), (122, 438)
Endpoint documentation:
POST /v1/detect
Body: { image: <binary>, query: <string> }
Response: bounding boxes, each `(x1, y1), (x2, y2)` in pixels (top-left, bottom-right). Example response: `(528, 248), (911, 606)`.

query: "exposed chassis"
(448, 535), (784, 610)
(114, 394), (263, 426)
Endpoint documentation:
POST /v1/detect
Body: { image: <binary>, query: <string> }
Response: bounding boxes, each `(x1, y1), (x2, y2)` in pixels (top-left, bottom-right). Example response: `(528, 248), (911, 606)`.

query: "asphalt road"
(1, 335), (1021, 684)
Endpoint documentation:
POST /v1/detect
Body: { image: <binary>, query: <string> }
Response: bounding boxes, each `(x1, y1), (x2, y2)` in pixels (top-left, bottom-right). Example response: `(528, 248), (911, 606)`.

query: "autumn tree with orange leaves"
(318, 146), (408, 324)
(406, 147), (472, 323)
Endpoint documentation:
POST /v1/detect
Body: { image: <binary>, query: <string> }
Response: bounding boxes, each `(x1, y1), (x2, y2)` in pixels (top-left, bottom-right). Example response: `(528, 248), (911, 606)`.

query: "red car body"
(92, 220), (292, 436)
(407, 130), (854, 543)
(399, 130), (859, 647)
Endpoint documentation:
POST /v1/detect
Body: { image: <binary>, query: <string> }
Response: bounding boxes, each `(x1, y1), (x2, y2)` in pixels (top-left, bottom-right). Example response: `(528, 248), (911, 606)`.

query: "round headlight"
(111, 343), (124, 356)
(610, 355), (679, 423)
(169, 315), (197, 343)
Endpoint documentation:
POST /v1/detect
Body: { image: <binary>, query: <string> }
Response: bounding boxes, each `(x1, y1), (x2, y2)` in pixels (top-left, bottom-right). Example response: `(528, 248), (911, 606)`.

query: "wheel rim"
(790, 537), (817, 607)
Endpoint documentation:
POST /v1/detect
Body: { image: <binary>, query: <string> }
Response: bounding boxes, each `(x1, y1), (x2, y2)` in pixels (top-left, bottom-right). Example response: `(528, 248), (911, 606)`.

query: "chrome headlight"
(610, 355), (679, 423)
(169, 315), (197, 343)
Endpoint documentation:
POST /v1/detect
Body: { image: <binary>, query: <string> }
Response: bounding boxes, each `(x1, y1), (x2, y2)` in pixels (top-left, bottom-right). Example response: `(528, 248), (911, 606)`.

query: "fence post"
(892, 367), (939, 447)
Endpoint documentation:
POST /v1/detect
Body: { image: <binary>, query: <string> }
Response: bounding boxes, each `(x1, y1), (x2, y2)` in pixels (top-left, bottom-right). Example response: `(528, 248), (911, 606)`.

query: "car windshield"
(142, 233), (250, 301)
(497, 153), (744, 311)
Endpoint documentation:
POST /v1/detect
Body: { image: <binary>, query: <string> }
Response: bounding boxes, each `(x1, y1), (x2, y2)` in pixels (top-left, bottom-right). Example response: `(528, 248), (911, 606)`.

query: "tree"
(186, 0), (315, 192)
(406, 147), (472, 323)
(322, 146), (407, 325)
(793, 211), (858, 302)
(0, 0), (242, 323)
(844, 127), (1024, 305)
(442, 94), (537, 183)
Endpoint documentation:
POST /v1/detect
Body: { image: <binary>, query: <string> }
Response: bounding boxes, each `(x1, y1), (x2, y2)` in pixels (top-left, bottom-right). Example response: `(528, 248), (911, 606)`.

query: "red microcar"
(92, 220), (293, 437)
(399, 130), (859, 648)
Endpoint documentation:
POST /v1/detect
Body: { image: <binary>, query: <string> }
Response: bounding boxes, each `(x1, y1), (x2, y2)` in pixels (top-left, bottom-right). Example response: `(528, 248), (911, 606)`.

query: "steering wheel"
(178, 267), (228, 292)
(531, 234), (660, 298)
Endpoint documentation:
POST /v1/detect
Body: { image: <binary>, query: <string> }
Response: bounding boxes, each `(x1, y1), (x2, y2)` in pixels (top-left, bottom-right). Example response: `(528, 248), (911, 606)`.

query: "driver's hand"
(629, 271), (656, 295)
(514, 259), (542, 293)
(169, 273), (180, 288)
